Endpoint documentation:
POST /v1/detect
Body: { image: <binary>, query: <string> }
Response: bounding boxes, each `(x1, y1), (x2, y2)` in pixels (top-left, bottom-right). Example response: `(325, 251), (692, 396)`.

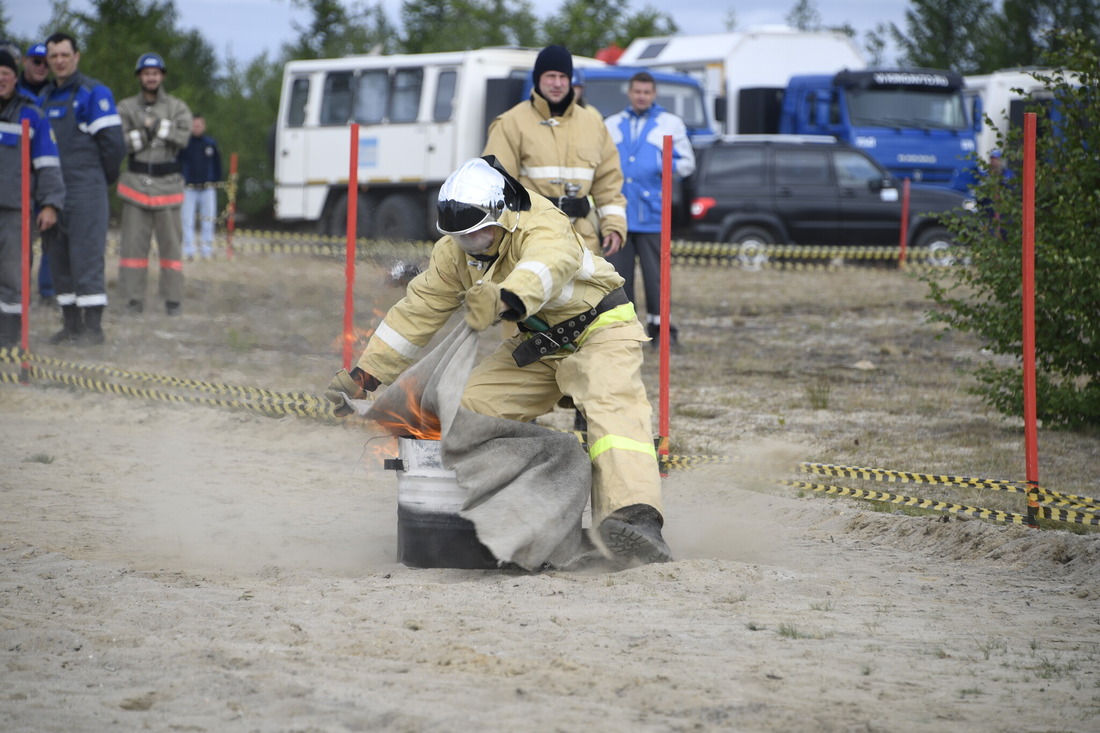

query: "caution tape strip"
(800, 462), (1099, 508)
(784, 480), (1033, 524)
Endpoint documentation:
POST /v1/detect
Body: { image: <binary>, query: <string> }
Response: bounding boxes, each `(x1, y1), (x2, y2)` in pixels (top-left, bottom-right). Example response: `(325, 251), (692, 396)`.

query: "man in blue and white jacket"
(605, 71), (695, 345)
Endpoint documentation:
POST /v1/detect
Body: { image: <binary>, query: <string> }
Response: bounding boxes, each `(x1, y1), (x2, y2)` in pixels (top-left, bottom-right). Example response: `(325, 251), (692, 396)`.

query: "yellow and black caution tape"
(1035, 505), (1100, 526)
(783, 480), (1032, 525)
(800, 462), (1099, 509)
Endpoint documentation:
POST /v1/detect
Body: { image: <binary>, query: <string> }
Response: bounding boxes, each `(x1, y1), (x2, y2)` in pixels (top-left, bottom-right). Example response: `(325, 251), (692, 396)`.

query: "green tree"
(285, 0), (398, 59)
(540, 0), (676, 58)
(975, 0), (1100, 72)
(400, 0), (540, 53)
(890, 0), (993, 73)
(927, 29), (1100, 428)
(785, 0), (821, 31)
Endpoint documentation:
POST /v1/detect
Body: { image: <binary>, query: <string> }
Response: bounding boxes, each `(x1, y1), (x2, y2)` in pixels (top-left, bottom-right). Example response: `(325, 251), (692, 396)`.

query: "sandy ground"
(3, 247), (1100, 732)
(3, 385), (1099, 732)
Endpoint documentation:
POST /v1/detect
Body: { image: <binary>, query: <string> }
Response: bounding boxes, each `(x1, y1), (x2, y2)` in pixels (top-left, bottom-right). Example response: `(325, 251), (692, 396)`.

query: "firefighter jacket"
(117, 87), (192, 209)
(0, 92), (65, 213)
(40, 71), (126, 193)
(484, 92), (627, 253)
(357, 191), (626, 385)
(605, 102), (696, 234)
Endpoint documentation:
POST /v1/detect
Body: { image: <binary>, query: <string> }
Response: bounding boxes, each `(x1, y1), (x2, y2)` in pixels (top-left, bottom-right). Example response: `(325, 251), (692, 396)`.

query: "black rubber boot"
(78, 305), (105, 346)
(0, 313), (20, 349)
(47, 305), (83, 345)
(595, 504), (673, 567)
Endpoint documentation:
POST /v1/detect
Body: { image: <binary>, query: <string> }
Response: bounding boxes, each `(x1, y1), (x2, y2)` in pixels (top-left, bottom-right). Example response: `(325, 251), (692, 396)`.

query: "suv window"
(834, 150), (883, 187)
(706, 146), (765, 185)
(776, 149), (830, 185)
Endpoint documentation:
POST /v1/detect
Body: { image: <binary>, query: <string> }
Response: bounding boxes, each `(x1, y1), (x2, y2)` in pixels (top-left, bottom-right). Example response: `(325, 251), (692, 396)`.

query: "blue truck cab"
(778, 68), (982, 191)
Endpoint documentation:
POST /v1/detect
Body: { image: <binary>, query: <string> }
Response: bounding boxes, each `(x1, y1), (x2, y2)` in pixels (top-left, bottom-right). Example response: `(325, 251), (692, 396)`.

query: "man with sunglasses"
(325, 156), (672, 568)
(18, 43), (49, 101)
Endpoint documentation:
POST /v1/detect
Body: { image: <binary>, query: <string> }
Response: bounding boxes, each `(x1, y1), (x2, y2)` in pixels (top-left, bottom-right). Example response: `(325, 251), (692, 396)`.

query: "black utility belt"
(555, 196), (591, 218)
(512, 288), (629, 367)
(128, 157), (181, 177)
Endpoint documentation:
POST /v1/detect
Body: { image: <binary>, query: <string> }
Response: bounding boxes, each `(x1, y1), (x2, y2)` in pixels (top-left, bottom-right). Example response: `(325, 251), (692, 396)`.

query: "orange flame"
(330, 308), (387, 356)
(366, 376), (442, 441)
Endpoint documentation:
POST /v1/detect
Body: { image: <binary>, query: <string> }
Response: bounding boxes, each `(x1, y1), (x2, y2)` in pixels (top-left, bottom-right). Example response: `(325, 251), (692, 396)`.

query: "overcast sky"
(8, 0), (910, 64)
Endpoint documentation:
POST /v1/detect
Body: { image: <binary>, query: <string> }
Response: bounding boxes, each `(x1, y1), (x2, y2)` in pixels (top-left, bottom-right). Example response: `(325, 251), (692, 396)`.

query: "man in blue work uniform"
(39, 32), (126, 345)
(178, 113), (222, 260)
(0, 48), (64, 347)
(16, 42), (56, 302)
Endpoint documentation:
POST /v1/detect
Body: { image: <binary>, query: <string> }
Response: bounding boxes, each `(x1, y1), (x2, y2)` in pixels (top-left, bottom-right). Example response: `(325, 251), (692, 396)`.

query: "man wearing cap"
(17, 43), (56, 303)
(18, 43), (50, 101)
(40, 32), (125, 346)
(324, 156), (672, 568)
(483, 44), (626, 258)
(116, 52), (192, 316)
(0, 47), (64, 347)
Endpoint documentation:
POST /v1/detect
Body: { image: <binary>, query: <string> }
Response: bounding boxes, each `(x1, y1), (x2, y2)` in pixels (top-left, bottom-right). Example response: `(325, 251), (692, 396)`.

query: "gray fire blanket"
(350, 324), (595, 571)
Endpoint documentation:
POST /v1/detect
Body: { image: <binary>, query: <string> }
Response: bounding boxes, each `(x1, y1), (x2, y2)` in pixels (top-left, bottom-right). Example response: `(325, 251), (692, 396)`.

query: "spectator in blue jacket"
(178, 113), (222, 260)
(605, 72), (695, 346)
(16, 42), (56, 301)
(0, 48), (64, 347)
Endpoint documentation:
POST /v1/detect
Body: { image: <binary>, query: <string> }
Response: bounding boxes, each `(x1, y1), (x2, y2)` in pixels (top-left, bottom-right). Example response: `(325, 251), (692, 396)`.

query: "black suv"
(684, 135), (974, 263)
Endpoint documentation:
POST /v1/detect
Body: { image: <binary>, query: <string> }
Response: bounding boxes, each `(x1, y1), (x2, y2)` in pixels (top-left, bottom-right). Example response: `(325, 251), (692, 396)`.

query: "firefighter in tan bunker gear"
(483, 44), (627, 258)
(116, 52), (192, 316)
(324, 157), (671, 567)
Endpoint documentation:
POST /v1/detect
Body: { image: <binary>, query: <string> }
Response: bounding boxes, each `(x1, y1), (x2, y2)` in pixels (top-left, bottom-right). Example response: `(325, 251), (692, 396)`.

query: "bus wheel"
(324, 193), (371, 240)
(375, 194), (424, 242)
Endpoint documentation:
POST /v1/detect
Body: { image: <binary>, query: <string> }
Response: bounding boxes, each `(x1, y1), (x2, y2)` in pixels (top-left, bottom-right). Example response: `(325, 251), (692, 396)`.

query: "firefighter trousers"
(460, 317), (662, 523)
(118, 202), (184, 305)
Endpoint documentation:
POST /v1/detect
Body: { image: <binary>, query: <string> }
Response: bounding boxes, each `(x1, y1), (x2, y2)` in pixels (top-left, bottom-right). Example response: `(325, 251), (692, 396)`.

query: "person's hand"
(465, 281), (503, 331)
(601, 230), (623, 256)
(324, 368), (372, 417)
(37, 205), (57, 232)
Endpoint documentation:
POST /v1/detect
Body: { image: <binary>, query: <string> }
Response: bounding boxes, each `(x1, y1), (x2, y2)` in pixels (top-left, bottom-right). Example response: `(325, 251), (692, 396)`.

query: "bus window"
(435, 69), (457, 122)
(321, 71), (353, 125)
(390, 68), (424, 122)
(287, 77), (309, 127)
(354, 70), (388, 124)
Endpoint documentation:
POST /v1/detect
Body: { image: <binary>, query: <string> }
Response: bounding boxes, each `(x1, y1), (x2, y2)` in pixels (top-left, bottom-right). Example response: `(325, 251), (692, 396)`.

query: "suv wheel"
(727, 226), (773, 270)
(914, 226), (961, 266)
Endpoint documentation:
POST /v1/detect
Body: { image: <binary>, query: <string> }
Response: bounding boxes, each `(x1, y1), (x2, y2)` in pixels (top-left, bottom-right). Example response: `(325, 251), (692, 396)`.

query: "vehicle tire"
(913, 226), (960, 266)
(374, 194), (425, 242)
(324, 192), (371, 240)
(726, 225), (774, 271)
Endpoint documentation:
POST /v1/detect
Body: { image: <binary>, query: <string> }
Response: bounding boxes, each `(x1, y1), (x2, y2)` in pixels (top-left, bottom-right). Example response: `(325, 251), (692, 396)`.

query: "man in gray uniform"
(116, 52), (192, 315)
(39, 32), (125, 345)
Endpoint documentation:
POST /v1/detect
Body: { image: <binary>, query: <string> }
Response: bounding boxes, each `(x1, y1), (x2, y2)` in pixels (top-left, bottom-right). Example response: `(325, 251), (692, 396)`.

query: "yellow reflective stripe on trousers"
(589, 433), (658, 461)
(574, 303), (637, 348)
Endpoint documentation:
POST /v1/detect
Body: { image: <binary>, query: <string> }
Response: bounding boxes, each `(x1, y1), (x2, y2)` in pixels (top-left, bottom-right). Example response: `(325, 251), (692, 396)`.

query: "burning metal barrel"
(385, 437), (498, 569)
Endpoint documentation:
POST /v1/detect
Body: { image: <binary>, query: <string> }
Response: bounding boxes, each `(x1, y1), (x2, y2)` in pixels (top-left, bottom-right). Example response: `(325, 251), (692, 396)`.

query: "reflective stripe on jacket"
(357, 191), (625, 384)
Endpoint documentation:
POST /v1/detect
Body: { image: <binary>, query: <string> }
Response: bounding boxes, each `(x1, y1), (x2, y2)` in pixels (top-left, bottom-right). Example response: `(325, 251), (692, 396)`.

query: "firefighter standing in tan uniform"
(483, 44), (626, 258)
(116, 52), (192, 316)
(324, 157), (672, 567)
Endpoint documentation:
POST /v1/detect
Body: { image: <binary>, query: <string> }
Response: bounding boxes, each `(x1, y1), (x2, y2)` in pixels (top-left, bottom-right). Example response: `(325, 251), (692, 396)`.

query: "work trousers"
(181, 187), (217, 258)
(607, 231), (663, 320)
(45, 184), (109, 308)
(460, 318), (662, 523)
(0, 209), (23, 314)
(118, 202), (184, 305)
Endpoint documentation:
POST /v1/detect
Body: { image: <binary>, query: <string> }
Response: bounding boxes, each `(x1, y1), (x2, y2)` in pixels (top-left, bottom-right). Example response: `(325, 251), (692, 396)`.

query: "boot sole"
(596, 518), (673, 566)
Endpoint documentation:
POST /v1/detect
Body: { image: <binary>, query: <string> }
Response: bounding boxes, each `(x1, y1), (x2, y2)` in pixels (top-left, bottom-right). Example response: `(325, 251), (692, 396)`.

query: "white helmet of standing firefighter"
(436, 156), (530, 255)
(135, 52), (166, 74)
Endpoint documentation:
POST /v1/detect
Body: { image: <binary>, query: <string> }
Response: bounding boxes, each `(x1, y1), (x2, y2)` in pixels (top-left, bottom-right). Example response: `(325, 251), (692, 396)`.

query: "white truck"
(615, 27), (866, 136)
(272, 47), (712, 241)
(963, 68), (1059, 161)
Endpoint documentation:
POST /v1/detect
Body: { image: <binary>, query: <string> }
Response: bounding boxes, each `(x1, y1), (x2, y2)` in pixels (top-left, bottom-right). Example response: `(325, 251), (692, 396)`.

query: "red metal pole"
(19, 119), (30, 384)
(225, 152), (238, 260)
(898, 177), (910, 265)
(658, 135), (672, 469)
(1021, 113), (1039, 526)
(341, 124), (360, 370)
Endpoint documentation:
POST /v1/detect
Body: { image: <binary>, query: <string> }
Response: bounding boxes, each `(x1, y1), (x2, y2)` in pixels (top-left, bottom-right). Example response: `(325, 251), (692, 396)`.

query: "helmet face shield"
(437, 199), (502, 236)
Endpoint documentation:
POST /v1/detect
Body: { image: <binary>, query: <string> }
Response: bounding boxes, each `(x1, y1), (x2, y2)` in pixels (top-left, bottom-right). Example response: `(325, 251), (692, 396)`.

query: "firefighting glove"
(324, 367), (377, 417)
(464, 280), (504, 331)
